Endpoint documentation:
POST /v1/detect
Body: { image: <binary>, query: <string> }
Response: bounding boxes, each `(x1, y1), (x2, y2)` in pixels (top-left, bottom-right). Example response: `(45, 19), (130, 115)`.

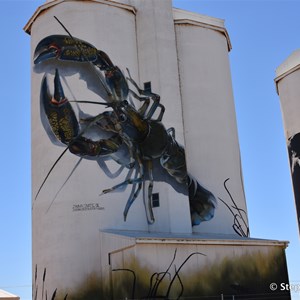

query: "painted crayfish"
(34, 33), (216, 225)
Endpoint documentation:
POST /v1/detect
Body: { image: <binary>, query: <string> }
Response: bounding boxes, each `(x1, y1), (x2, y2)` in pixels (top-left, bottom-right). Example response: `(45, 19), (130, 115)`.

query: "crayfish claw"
(41, 70), (79, 145)
(54, 68), (66, 102)
(95, 50), (114, 70)
(34, 35), (60, 64)
(34, 35), (116, 72)
(34, 35), (99, 65)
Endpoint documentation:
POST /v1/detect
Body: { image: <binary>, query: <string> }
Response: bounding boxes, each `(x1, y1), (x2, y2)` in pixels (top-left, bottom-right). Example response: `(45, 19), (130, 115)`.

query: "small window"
(144, 81), (152, 93)
(152, 193), (160, 208)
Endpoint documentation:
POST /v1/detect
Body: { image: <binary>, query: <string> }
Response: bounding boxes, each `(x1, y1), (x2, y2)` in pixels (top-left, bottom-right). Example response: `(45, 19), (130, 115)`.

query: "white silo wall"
(30, 0), (146, 294)
(276, 51), (300, 136)
(275, 50), (300, 232)
(174, 12), (248, 235)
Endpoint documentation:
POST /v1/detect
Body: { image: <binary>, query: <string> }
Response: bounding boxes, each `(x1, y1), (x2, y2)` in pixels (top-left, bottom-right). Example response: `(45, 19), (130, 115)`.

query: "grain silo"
(275, 50), (300, 233)
(25, 1), (290, 298)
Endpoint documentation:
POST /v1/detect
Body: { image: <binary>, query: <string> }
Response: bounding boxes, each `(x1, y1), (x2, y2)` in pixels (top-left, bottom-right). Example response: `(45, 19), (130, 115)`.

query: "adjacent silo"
(275, 50), (300, 232)
(174, 9), (249, 235)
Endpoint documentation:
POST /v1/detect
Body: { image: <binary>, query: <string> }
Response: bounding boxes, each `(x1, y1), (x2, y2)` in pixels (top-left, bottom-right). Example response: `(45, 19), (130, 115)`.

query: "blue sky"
(1, 1), (300, 300)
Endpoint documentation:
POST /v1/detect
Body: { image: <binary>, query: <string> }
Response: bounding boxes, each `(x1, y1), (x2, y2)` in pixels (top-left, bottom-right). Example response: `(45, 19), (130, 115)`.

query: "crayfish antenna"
(34, 147), (69, 203)
(45, 157), (83, 214)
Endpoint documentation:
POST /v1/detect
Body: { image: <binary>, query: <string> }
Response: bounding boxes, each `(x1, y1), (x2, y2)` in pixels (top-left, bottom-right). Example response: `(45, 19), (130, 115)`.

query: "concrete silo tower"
(275, 50), (300, 233)
(25, 1), (290, 299)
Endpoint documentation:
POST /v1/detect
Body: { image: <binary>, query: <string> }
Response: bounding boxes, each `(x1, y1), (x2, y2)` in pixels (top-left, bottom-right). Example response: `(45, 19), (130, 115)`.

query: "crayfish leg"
(123, 168), (143, 222)
(41, 70), (79, 145)
(143, 160), (155, 224)
(100, 167), (135, 195)
(100, 170), (143, 222)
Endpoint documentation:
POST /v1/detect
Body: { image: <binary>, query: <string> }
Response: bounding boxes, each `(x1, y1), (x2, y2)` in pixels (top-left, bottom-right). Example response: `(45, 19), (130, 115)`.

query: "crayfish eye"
(119, 114), (127, 122)
(49, 44), (59, 53)
(122, 100), (128, 106)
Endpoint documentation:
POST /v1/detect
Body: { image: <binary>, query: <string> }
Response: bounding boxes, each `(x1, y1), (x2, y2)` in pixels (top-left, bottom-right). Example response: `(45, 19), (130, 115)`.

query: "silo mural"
(33, 32), (216, 226)
(25, 0), (290, 299)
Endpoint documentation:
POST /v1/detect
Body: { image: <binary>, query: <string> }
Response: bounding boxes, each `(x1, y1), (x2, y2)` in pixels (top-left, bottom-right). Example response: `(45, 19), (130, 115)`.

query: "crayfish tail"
(161, 130), (216, 226)
(188, 177), (217, 226)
